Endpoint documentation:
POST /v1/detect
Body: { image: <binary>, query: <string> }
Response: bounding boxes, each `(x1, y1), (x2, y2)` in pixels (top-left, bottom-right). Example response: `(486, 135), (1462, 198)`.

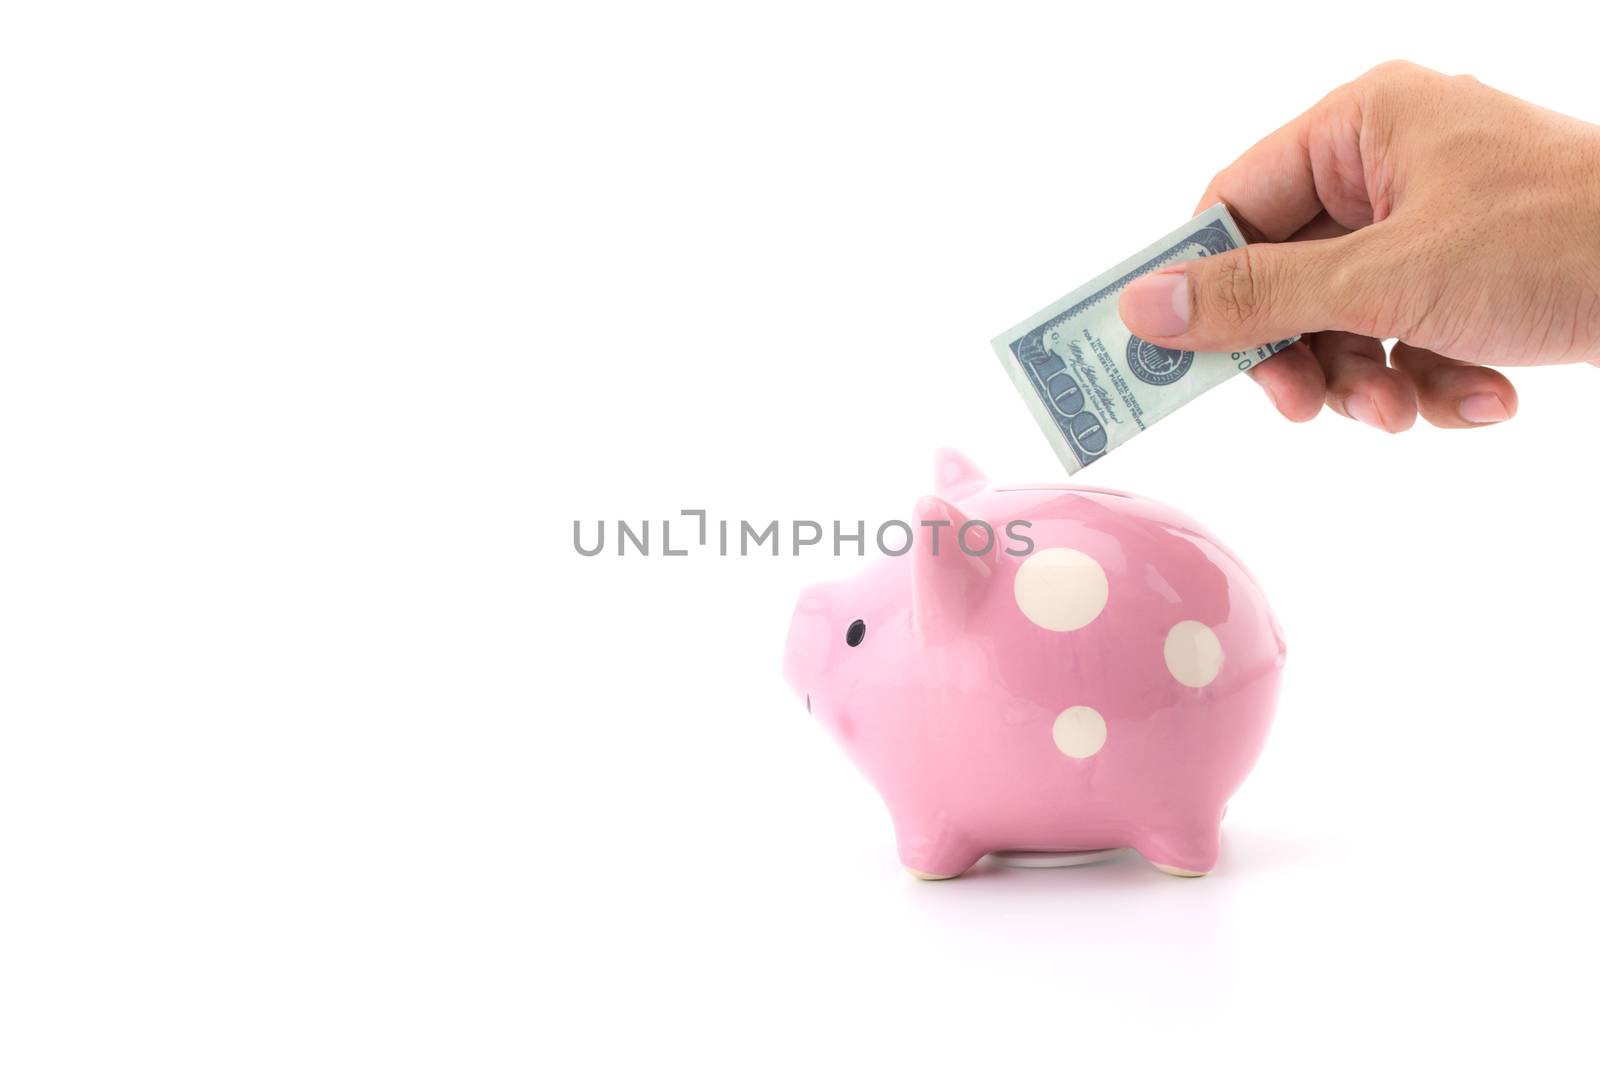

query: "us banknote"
(991, 203), (1296, 474)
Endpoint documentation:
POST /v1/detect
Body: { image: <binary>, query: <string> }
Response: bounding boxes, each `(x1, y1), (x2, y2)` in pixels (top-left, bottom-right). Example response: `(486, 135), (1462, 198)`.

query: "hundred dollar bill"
(991, 203), (1297, 474)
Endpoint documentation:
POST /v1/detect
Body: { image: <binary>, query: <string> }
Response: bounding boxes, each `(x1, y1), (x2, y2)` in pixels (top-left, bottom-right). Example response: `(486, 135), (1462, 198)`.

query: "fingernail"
(1121, 271), (1189, 337)
(1344, 393), (1386, 432)
(1459, 393), (1509, 423)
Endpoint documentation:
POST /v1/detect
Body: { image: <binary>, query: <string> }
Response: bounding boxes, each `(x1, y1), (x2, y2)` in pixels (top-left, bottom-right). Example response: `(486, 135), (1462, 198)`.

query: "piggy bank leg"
(1133, 817), (1222, 878)
(893, 816), (983, 881)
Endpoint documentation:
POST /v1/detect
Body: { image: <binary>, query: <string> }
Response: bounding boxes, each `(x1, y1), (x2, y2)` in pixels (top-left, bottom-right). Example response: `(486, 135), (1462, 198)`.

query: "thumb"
(1118, 236), (1374, 352)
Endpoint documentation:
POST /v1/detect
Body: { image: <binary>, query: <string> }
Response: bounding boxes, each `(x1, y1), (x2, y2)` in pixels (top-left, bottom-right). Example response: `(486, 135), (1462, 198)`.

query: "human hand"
(1117, 61), (1600, 431)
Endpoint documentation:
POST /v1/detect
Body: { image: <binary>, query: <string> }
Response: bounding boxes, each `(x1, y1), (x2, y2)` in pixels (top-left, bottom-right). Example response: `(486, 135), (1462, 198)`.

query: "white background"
(2, 2), (1597, 1064)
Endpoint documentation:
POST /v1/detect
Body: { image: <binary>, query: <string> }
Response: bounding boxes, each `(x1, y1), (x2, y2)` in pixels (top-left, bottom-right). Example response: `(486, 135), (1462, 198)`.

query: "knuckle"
(1206, 248), (1267, 329)
(1358, 59), (1442, 105)
(1363, 59), (1424, 86)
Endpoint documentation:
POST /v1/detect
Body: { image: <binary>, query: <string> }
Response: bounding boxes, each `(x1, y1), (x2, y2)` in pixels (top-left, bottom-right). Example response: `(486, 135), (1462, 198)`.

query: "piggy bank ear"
(910, 495), (998, 639)
(933, 448), (988, 500)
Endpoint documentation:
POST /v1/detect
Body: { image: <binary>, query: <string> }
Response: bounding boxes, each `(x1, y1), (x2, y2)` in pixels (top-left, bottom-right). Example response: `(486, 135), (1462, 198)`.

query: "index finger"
(1192, 80), (1368, 241)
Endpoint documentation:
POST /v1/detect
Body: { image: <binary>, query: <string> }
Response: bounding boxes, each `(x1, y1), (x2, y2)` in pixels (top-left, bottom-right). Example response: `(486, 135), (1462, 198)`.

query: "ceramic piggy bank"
(783, 449), (1285, 879)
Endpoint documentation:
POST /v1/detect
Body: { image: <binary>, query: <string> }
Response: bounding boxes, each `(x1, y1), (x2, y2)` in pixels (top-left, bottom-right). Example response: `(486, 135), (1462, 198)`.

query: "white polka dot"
(1165, 620), (1223, 687)
(1052, 705), (1106, 758)
(1012, 548), (1108, 632)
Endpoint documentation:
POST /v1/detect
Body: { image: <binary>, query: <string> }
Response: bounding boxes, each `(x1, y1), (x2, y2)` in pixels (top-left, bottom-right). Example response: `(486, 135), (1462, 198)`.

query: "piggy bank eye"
(845, 619), (866, 647)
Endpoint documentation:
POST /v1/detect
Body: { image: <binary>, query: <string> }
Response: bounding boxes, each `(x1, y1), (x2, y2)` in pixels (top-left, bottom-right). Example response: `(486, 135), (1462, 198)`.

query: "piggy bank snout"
(782, 585), (833, 704)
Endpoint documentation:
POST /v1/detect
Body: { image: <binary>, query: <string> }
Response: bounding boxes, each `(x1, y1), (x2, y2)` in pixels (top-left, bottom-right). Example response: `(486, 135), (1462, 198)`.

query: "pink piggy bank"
(783, 449), (1285, 879)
